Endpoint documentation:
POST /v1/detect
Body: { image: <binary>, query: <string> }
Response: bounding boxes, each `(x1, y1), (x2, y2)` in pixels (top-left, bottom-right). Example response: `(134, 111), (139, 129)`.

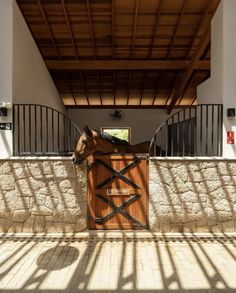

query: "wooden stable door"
(87, 155), (148, 230)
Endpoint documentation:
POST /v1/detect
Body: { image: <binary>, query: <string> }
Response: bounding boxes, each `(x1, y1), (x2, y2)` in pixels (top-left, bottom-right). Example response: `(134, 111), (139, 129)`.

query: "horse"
(72, 125), (151, 164)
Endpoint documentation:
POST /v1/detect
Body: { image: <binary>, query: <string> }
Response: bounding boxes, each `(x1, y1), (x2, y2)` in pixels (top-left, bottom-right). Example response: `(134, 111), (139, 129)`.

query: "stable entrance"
(88, 155), (148, 230)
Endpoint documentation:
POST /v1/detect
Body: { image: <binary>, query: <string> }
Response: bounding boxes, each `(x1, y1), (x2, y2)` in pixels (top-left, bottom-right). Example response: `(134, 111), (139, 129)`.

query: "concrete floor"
(0, 232), (235, 293)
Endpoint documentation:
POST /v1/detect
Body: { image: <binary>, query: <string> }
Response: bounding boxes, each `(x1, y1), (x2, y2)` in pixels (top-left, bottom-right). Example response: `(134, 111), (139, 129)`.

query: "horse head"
(72, 125), (98, 164)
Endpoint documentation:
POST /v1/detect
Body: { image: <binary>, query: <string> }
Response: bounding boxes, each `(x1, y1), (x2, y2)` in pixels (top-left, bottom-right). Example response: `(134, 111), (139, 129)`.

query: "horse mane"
(96, 130), (129, 146)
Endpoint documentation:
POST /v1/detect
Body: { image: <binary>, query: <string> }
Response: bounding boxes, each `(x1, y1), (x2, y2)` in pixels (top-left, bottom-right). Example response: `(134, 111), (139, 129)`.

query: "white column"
(0, 0), (13, 158)
(221, 0), (236, 157)
(197, 0), (236, 157)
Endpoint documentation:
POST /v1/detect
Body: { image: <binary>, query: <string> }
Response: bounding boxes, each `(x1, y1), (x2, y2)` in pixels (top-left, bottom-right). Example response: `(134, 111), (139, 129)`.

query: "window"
(101, 127), (131, 143)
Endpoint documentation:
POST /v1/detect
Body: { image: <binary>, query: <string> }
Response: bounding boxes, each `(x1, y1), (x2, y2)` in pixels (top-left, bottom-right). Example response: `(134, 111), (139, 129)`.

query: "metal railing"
(13, 104), (81, 156)
(149, 104), (223, 157)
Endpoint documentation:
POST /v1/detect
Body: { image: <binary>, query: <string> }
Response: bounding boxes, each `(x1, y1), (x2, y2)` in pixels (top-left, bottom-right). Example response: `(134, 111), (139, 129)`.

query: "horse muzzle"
(72, 153), (84, 165)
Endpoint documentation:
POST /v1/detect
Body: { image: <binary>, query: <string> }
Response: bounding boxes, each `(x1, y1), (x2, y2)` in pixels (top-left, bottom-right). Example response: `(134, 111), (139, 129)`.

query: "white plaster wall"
(197, 0), (236, 157)
(0, 1), (66, 158)
(12, 1), (64, 113)
(68, 108), (173, 144)
(0, 0), (13, 103)
(197, 1), (223, 105)
(222, 0), (236, 157)
(0, 0), (13, 158)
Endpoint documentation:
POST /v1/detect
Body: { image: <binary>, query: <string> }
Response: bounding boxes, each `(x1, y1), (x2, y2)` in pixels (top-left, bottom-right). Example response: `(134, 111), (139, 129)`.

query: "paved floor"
(0, 232), (235, 293)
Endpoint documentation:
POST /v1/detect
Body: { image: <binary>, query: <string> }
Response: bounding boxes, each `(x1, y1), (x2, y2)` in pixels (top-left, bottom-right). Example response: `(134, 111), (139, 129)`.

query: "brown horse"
(72, 125), (150, 164)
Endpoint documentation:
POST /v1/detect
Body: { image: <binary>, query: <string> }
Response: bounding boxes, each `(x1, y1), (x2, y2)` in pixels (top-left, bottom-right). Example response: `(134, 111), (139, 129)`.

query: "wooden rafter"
(186, 0), (215, 59)
(127, 72), (132, 105)
(130, 0), (139, 59)
(96, 72), (103, 106)
(17, 0), (220, 107)
(177, 71), (195, 105)
(159, 0), (186, 105)
(111, 0), (115, 59)
(152, 73), (162, 105)
(166, 0), (186, 59)
(80, 72), (90, 105)
(139, 72), (147, 105)
(60, 0), (78, 58)
(36, 0), (77, 106)
(60, 0), (90, 105)
(37, 0), (60, 59)
(148, 0), (161, 59)
(113, 71), (116, 106)
(191, 96), (197, 105)
(46, 60), (210, 70)
(165, 72), (180, 105)
(66, 105), (194, 109)
(86, 0), (96, 59)
(167, 27), (211, 113)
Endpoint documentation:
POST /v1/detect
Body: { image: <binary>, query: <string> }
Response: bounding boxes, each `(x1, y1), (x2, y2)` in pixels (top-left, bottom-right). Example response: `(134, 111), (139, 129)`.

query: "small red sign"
(227, 131), (235, 144)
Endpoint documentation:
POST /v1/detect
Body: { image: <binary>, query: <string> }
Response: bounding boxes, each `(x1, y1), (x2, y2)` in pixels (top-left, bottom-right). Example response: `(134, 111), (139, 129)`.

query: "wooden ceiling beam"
(139, 72), (147, 105)
(113, 71), (116, 106)
(166, 0), (186, 59)
(177, 71), (195, 105)
(111, 0), (115, 59)
(130, 0), (139, 59)
(80, 73), (90, 105)
(186, 0), (216, 59)
(165, 72), (180, 106)
(46, 60), (210, 70)
(96, 72), (103, 106)
(60, 0), (90, 106)
(167, 28), (211, 113)
(148, 0), (161, 59)
(86, 0), (96, 59)
(152, 74), (162, 105)
(127, 72), (132, 105)
(191, 96), (197, 105)
(66, 105), (194, 109)
(37, 0), (77, 106)
(60, 0), (78, 59)
(37, 0), (60, 59)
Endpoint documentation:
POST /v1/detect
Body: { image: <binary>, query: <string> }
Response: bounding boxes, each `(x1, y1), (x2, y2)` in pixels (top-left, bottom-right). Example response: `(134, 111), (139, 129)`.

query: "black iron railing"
(149, 104), (223, 157)
(13, 104), (81, 156)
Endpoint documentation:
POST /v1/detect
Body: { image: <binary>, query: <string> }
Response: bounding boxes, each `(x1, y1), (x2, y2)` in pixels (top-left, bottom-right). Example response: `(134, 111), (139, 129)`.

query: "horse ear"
(84, 125), (93, 137)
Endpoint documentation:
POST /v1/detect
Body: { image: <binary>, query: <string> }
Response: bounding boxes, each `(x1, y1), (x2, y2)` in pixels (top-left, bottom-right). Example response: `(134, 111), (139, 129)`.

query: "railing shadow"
(0, 233), (235, 292)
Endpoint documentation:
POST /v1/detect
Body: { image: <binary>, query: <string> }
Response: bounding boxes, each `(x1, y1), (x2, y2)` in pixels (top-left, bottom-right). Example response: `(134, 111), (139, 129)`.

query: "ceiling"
(16, 0), (221, 112)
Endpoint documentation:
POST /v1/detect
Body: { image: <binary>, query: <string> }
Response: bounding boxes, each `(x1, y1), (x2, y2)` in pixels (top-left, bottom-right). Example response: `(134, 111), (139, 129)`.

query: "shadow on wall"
(149, 159), (236, 232)
(0, 131), (12, 156)
(0, 160), (87, 233)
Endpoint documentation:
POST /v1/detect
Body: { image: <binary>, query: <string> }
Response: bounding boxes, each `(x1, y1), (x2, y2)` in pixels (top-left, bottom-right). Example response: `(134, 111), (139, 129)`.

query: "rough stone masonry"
(1, 158), (236, 233)
(0, 159), (87, 233)
(149, 159), (236, 232)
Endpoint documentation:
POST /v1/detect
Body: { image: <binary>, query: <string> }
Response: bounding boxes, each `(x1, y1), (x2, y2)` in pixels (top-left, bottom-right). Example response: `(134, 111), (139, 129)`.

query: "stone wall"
(0, 159), (87, 233)
(149, 159), (236, 232)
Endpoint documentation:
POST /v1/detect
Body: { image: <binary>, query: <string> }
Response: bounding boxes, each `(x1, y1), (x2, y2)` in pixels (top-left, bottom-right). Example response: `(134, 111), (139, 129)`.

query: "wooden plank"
(148, 0), (162, 59)
(46, 60), (210, 70)
(86, 0), (97, 59)
(167, 28), (210, 113)
(66, 104), (195, 109)
(166, 0), (186, 59)
(88, 156), (147, 230)
(130, 0), (139, 59)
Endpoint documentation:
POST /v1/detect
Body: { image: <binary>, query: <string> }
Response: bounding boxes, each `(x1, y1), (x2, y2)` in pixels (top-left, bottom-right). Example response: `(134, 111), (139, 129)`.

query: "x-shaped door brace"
(94, 193), (145, 228)
(95, 157), (142, 189)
